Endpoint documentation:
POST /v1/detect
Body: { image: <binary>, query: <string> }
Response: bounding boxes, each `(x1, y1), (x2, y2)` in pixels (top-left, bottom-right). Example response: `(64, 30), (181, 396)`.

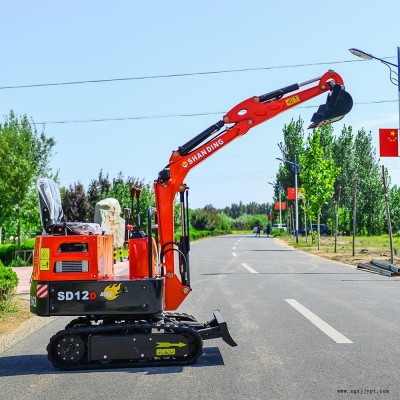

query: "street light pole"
(349, 47), (399, 130)
(294, 155), (299, 244)
(278, 183), (282, 226)
(276, 157), (300, 243)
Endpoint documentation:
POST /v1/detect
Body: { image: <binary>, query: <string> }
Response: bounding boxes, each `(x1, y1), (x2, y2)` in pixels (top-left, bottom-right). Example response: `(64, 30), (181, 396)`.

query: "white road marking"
(232, 252), (237, 257)
(241, 263), (258, 274)
(285, 299), (353, 344)
(232, 246), (236, 250)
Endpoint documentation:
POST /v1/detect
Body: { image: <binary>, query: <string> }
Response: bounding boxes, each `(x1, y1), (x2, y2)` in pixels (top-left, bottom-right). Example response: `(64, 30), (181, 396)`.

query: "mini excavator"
(30, 70), (352, 370)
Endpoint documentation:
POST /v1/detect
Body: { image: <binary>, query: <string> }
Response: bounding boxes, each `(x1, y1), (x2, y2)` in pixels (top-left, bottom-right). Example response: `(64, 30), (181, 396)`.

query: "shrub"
(10, 257), (26, 267)
(190, 205), (221, 231)
(0, 238), (35, 266)
(271, 228), (285, 237)
(0, 260), (19, 311)
(0, 243), (18, 266)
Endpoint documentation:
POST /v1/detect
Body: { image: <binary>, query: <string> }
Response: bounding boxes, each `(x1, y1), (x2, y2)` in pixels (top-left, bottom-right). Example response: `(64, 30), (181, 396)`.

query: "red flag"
(379, 129), (399, 157)
(287, 188), (301, 200)
(274, 202), (286, 210)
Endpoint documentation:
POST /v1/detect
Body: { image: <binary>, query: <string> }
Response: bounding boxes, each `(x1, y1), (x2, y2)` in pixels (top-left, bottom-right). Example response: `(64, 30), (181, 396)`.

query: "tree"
(191, 205), (221, 231)
(332, 127), (383, 235)
(300, 128), (340, 248)
(389, 185), (400, 232)
(221, 201), (271, 218)
(61, 183), (91, 222)
(332, 125), (356, 231)
(352, 129), (383, 234)
(277, 118), (305, 196)
(0, 111), (55, 246)
(87, 170), (112, 220)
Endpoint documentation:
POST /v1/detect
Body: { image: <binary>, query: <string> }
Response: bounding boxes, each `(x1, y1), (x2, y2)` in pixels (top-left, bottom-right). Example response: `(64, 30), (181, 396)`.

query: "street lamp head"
(349, 47), (398, 68)
(276, 157), (298, 168)
(349, 48), (373, 60)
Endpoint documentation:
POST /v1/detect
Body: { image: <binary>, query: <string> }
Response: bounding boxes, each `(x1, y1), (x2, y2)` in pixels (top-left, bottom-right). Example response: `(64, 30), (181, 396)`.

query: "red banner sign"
(274, 202), (286, 210)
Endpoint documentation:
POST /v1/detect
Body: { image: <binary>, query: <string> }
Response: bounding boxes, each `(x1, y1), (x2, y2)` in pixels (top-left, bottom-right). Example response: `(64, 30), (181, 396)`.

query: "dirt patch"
(0, 294), (32, 336)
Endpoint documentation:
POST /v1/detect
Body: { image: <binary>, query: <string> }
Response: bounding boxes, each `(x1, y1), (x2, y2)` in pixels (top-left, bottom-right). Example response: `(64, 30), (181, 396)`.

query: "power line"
(35, 99), (398, 125)
(36, 111), (225, 125)
(1, 57), (396, 90)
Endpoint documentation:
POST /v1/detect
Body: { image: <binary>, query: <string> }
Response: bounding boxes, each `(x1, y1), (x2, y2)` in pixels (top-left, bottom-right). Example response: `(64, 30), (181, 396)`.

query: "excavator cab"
(308, 83), (353, 128)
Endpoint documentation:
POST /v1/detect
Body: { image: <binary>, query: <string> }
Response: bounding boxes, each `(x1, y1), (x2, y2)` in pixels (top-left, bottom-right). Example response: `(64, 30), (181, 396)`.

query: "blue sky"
(1, 1), (399, 209)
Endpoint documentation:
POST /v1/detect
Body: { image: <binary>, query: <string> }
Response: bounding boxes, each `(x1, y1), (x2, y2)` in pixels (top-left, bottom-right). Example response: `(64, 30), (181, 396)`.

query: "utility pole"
(334, 185), (341, 253)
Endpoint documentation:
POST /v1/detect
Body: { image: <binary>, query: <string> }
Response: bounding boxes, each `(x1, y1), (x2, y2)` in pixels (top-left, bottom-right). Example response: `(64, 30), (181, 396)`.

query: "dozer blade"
(308, 83), (353, 129)
(197, 310), (238, 347)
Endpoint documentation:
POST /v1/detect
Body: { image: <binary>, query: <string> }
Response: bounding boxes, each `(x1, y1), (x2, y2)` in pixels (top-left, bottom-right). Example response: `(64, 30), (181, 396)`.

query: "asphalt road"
(1, 234), (400, 399)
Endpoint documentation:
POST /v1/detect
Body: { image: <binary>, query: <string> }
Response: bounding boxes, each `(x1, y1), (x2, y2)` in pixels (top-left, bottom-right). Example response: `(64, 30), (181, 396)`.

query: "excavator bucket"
(308, 83), (353, 129)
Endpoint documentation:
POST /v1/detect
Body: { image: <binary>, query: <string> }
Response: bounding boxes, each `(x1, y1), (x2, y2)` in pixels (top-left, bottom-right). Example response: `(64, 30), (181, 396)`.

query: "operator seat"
(37, 178), (102, 236)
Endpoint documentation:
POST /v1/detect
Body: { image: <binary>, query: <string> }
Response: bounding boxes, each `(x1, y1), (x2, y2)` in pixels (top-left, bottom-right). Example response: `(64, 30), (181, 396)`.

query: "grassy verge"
(279, 233), (400, 267)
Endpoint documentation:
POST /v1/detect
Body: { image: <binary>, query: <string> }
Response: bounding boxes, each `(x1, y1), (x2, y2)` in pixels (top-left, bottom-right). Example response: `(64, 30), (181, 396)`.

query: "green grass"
(282, 233), (399, 261)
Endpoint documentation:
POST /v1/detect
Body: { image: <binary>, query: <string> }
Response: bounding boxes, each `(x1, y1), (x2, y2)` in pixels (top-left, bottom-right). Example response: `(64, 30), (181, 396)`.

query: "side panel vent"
(55, 260), (89, 273)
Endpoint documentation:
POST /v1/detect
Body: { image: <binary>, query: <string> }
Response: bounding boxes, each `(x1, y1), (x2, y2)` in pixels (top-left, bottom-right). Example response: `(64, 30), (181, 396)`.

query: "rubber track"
(48, 319), (203, 370)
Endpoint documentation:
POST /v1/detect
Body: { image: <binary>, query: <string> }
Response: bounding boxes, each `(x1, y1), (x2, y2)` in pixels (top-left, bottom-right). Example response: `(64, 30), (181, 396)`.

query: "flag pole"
(398, 47), (400, 154)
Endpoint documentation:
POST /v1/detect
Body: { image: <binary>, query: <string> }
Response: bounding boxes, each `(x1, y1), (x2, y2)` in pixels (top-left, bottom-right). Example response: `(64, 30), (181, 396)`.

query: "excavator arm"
(154, 70), (352, 310)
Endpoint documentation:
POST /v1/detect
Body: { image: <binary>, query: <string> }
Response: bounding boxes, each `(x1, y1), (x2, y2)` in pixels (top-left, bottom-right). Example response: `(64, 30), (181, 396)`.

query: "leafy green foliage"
(221, 201), (272, 218)
(0, 238), (35, 266)
(0, 261), (18, 311)
(277, 117), (305, 197)
(275, 118), (395, 236)
(231, 213), (268, 230)
(187, 229), (228, 241)
(300, 128), (340, 219)
(10, 258), (26, 267)
(191, 205), (221, 230)
(217, 212), (233, 231)
(0, 111), (55, 245)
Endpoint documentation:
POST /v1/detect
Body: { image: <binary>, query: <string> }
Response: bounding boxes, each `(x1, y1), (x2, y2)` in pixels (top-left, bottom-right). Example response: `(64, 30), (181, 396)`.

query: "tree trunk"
(352, 179), (357, 257)
(382, 166), (394, 264)
(17, 208), (21, 250)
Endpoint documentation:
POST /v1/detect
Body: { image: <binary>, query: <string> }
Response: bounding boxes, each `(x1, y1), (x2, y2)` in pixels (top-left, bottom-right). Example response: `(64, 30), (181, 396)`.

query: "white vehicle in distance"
(272, 223), (287, 231)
